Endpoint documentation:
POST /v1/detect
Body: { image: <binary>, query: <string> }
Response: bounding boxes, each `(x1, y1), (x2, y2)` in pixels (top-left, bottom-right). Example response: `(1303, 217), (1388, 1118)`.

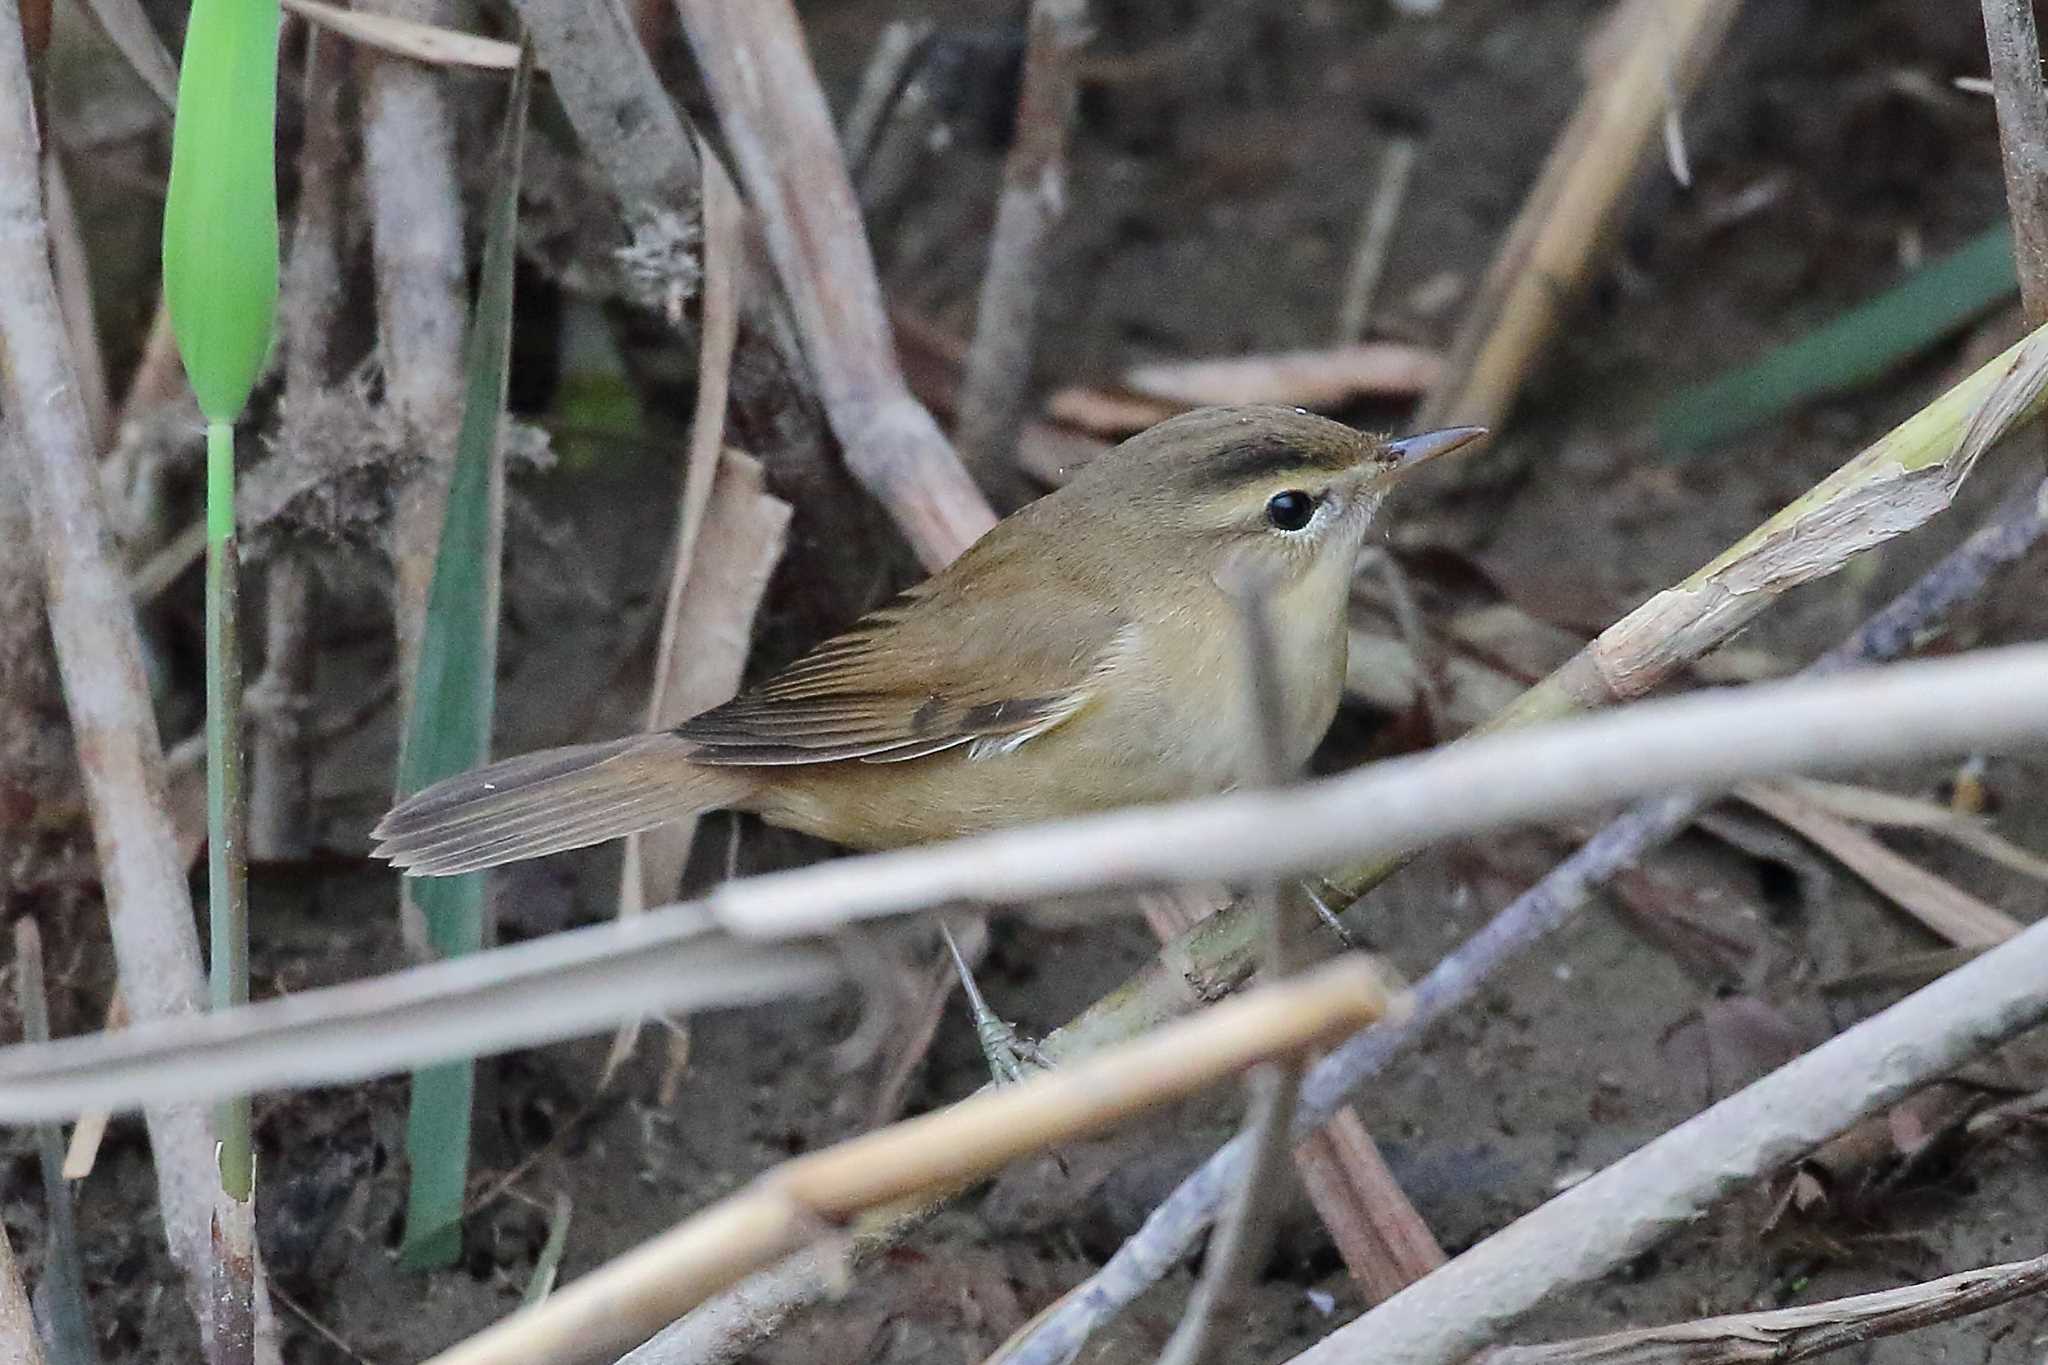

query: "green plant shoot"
(162, 0), (280, 1204)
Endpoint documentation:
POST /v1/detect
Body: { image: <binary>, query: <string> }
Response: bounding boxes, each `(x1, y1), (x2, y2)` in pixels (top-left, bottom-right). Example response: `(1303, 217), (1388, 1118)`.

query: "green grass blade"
(395, 47), (534, 1271)
(1660, 224), (2018, 451)
(162, 0), (279, 424)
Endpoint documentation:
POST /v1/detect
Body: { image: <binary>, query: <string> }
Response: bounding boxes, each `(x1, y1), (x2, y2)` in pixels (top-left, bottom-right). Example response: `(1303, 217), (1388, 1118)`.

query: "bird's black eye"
(1265, 490), (1315, 531)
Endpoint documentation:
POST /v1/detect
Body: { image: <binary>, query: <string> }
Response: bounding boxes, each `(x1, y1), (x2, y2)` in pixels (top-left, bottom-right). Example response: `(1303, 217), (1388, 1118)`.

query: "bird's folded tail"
(371, 733), (752, 876)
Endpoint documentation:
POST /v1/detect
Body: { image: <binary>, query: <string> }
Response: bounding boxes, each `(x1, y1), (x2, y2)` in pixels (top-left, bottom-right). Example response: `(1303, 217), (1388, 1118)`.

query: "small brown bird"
(373, 406), (1482, 877)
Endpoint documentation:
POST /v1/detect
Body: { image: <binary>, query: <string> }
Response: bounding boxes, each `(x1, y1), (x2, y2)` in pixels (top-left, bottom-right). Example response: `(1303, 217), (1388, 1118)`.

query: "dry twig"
(1335, 137), (1418, 345)
(1152, 580), (1308, 1365)
(677, 0), (997, 567)
(12, 921), (96, 1365)
(1476, 1248), (2048, 1364)
(1981, 0), (2048, 324)
(955, 0), (1088, 496)
(505, 0), (703, 316)
(1736, 783), (2023, 948)
(0, 1217), (44, 1365)
(1417, 0), (1743, 437)
(252, 30), (351, 861)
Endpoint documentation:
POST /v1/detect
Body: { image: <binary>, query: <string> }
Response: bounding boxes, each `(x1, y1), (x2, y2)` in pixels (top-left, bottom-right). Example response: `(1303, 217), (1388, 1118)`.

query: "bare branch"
(1476, 1249), (2048, 1365)
(955, 0), (1088, 495)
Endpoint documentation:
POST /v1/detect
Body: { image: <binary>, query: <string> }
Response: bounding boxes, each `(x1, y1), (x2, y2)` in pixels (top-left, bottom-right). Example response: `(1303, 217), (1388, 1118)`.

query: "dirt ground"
(7, 0), (2048, 1362)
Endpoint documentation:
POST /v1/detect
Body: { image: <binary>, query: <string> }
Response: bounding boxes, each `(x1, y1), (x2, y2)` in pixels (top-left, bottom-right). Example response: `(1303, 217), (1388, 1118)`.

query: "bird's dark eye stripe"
(1265, 490), (1315, 531)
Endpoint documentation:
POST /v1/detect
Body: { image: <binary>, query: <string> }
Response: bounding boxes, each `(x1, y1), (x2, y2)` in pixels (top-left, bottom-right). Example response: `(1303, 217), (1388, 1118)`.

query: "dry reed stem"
(253, 31), (351, 862)
(840, 19), (931, 185)
(705, 643), (2048, 941)
(1416, 0), (1743, 437)
(1293, 1110), (1445, 1301)
(955, 0), (1088, 495)
(0, 7), (253, 1347)
(676, 0), (997, 568)
(609, 451), (792, 1079)
(1475, 1247), (2048, 1364)
(505, 0), (701, 313)
(41, 156), (111, 453)
(0, 1216), (45, 1365)
(355, 0), (467, 689)
(1133, 889), (1444, 1304)
(1735, 784), (2023, 947)
(20, 637), (2048, 1126)
(12, 920), (96, 1365)
(61, 990), (126, 1179)
(623, 152), (750, 915)
(1335, 136), (1417, 344)
(424, 957), (1395, 1365)
(1288, 917), (2048, 1365)
(608, 152), (791, 1080)
(1152, 587), (1306, 1365)
(1982, 0), (2048, 325)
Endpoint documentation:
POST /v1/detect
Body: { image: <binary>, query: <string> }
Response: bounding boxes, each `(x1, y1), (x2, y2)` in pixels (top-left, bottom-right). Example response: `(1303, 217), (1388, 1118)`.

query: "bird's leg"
(940, 918), (1049, 1085)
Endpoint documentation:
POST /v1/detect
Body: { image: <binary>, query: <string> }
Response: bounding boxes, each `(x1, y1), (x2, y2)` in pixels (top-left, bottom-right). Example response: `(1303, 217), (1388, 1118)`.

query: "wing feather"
(675, 576), (1126, 767)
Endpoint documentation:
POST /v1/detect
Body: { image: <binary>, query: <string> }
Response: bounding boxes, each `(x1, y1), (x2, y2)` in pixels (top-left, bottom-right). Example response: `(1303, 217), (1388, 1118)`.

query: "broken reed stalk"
(1417, 0), (1744, 437)
(995, 466), (2048, 1365)
(1289, 916), (2048, 1365)
(1475, 1247), (2048, 1365)
(954, 0), (1088, 496)
(675, 0), (997, 568)
(0, 0), (243, 1343)
(423, 958), (1396, 1365)
(1981, 0), (2048, 325)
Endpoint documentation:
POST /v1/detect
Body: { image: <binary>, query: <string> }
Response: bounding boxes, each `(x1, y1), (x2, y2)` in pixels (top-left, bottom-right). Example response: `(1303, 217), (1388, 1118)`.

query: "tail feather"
(373, 734), (751, 876)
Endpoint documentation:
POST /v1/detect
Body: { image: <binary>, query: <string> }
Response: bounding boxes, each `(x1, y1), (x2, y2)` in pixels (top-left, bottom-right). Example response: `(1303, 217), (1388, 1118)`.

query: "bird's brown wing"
(676, 578), (1131, 766)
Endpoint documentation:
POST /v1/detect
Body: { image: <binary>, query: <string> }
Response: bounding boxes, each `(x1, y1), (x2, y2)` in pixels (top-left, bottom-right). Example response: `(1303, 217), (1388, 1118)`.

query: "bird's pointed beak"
(1384, 425), (1487, 472)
